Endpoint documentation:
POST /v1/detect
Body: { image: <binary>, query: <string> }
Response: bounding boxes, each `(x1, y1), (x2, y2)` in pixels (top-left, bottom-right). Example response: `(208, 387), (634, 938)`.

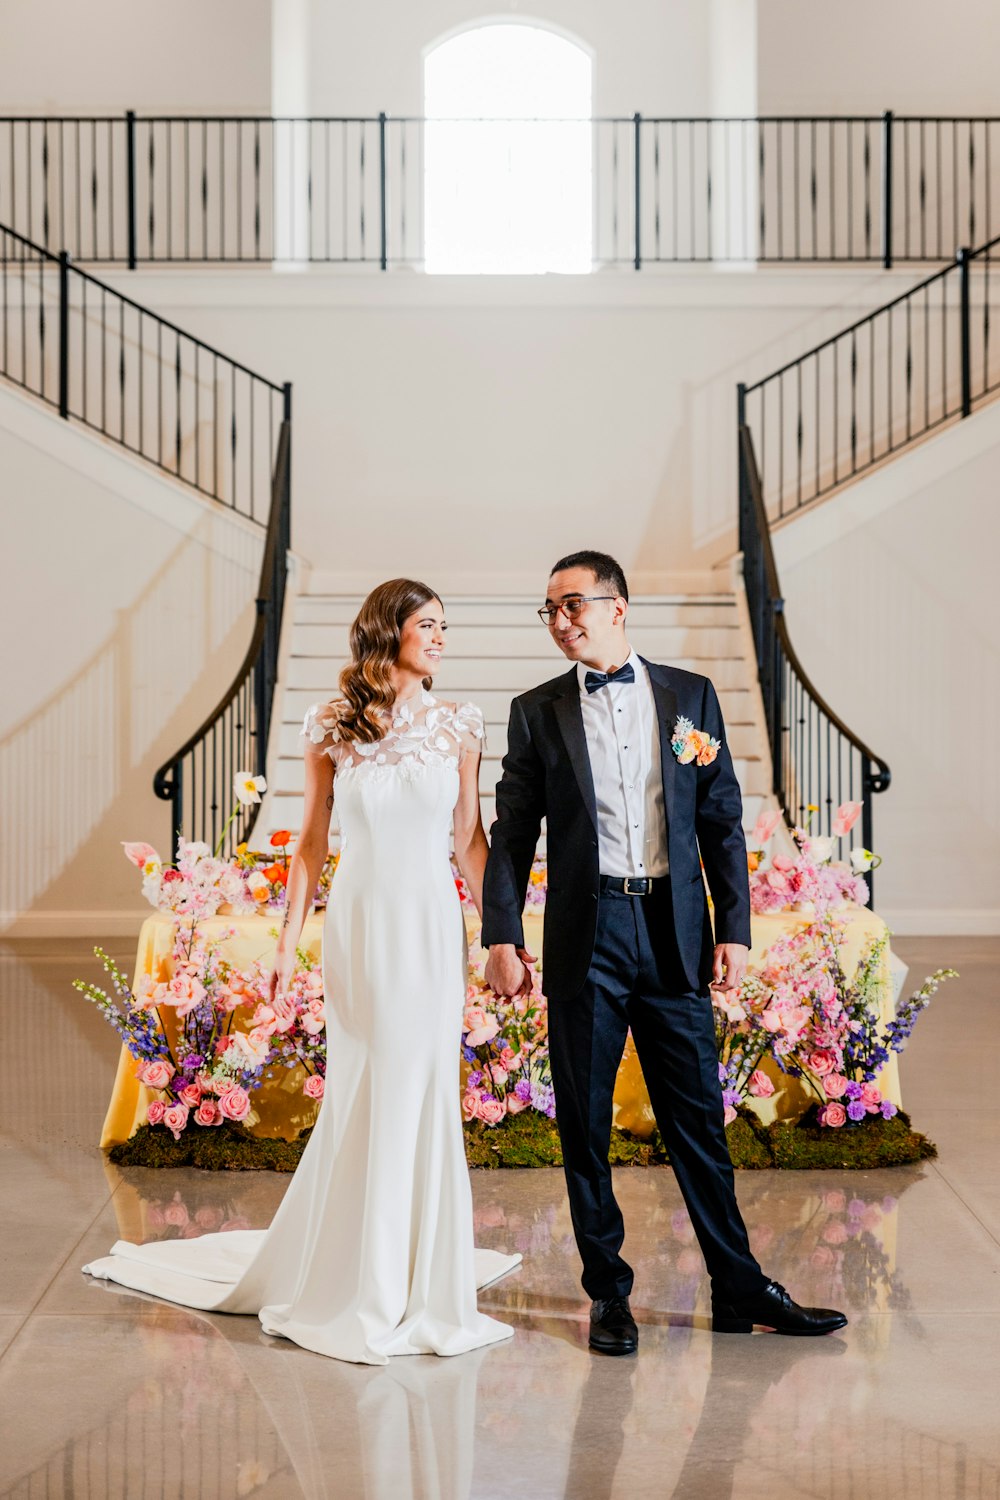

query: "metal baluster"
(254, 121), (261, 260)
(168, 120), (173, 261)
(201, 119), (208, 259)
(864, 120), (871, 258)
(308, 118), (314, 261)
(829, 119), (835, 259)
(847, 120), (853, 259)
(654, 123), (661, 260)
(758, 120), (765, 258)
(231, 363), (237, 511)
(850, 327), (857, 474)
(969, 122), (976, 245)
(919, 117), (927, 260)
(705, 118), (712, 261)
(148, 120), (155, 259)
(612, 122), (619, 261)
(796, 359), (803, 509)
(870, 317), (876, 464)
(174, 331), (181, 475)
(905, 294), (913, 441)
(359, 121), (366, 260)
(672, 121), (679, 261)
(936, 120), (942, 259)
(184, 119), (190, 260)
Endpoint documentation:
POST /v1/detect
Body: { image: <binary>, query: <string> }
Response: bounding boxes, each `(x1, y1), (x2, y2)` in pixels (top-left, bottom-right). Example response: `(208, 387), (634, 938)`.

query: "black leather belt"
(599, 875), (653, 896)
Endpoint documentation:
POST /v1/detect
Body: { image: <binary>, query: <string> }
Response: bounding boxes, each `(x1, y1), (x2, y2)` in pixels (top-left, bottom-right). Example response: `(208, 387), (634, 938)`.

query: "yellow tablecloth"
(100, 904), (899, 1148)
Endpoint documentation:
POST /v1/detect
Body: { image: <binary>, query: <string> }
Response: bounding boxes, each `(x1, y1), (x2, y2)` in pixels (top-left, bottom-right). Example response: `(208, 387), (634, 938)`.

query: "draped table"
(100, 904), (901, 1149)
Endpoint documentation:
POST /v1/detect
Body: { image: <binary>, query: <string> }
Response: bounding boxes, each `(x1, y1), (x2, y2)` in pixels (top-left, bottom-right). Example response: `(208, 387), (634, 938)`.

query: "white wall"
(773, 402), (1000, 933)
(0, 0), (272, 113)
(0, 390), (263, 933)
(105, 266), (919, 594)
(757, 0), (1000, 115)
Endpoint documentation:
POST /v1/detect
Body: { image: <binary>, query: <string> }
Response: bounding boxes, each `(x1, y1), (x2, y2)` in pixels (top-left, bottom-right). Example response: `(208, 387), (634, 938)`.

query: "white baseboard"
(878, 909), (1000, 937)
(0, 911), (150, 940)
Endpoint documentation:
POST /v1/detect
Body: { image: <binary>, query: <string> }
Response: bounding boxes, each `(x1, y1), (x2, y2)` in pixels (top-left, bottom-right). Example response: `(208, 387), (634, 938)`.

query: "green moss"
(107, 1109), (936, 1173)
(767, 1108), (937, 1170)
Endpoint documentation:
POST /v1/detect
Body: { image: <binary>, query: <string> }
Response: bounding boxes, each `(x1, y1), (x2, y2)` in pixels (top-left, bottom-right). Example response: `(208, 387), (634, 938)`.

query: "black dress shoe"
(589, 1296), (639, 1356)
(712, 1280), (848, 1336)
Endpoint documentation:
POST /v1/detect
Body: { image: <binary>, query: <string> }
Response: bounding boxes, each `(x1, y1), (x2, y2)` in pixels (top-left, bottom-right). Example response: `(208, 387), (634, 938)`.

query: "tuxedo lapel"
(643, 659), (678, 835)
(552, 675), (599, 835)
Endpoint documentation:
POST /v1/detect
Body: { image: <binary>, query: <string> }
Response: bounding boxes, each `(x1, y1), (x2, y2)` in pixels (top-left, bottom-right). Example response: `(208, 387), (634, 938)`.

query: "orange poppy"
(270, 830), (293, 848)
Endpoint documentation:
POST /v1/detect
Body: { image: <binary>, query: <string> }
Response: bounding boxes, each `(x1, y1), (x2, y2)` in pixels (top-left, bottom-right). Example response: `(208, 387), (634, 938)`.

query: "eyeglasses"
(536, 595), (616, 625)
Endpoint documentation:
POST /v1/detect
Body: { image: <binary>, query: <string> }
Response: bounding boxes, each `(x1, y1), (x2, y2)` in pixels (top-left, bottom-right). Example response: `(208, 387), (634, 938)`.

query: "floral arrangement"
(460, 959), (555, 1124)
(74, 924), (326, 1139)
(454, 858), (547, 910)
(714, 800), (957, 1127)
(746, 803), (873, 916)
(671, 715), (720, 766)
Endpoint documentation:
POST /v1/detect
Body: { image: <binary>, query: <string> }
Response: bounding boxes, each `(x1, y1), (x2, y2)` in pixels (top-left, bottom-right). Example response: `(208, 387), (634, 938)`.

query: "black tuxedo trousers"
(547, 878), (767, 1303)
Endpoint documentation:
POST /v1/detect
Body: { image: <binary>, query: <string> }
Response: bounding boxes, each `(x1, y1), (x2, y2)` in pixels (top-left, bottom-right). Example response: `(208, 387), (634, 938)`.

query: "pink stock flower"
(832, 801), (863, 838)
(146, 1100), (167, 1126)
(122, 841), (160, 868)
(823, 1073), (849, 1099)
(818, 1102), (847, 1128)
(303, 1075), (325, 1099)
(747, 1069), (775, 1098)
(163, 1102), (190, 1139)
(194, 1098), (221, 1127)
(218, 1086), (251, 1122)
(138, 1058), (174, 1090)
(752, 810), (782, 846)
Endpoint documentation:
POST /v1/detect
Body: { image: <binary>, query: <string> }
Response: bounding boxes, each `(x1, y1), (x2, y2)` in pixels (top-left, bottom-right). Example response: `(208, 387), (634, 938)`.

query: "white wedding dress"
(84, 690), (520, 1364)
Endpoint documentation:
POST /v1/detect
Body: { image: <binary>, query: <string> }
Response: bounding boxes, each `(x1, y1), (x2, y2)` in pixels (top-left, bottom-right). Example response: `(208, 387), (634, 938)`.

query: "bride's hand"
(268, 948), (296, 1005)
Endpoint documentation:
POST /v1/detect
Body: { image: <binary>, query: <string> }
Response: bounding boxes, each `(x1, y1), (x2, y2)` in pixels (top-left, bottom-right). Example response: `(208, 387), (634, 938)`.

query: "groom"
(482, 551), (847, 1354)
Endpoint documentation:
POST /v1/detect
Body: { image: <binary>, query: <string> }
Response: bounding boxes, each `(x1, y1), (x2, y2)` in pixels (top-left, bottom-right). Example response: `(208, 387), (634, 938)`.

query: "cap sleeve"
(450, 701), (486, 764)
(301, 700), (344, 754)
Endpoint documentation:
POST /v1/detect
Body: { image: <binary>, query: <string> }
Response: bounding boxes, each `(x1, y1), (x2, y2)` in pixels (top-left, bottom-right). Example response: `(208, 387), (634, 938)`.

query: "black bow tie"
(584, 662), (636, 694)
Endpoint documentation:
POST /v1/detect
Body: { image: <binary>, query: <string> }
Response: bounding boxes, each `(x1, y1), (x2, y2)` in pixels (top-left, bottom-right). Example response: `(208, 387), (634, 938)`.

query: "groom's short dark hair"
(549, 550), (629, 602)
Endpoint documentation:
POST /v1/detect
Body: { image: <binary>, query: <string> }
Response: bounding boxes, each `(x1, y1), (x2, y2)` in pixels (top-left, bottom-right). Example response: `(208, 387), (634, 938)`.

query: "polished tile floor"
(1, 935), (997, 1499)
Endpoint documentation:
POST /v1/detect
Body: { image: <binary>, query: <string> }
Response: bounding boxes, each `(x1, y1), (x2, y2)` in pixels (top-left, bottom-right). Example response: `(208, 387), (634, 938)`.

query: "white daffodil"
(234, 771), (267, 806)
(850, 847), (876, 874)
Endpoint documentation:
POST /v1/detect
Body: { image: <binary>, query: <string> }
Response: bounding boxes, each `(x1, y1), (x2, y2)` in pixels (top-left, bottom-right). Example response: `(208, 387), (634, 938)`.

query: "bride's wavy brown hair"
(336, 578), (442, 744)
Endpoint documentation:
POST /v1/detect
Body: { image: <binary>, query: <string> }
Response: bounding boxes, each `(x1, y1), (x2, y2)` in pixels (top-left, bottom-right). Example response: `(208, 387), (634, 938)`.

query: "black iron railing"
(153, 391), (291, 852)
(737, 423), (890, 902)
(0, 221), (285, 521)
(2, 112), (999, 269)
(741, 232), (1000, 523)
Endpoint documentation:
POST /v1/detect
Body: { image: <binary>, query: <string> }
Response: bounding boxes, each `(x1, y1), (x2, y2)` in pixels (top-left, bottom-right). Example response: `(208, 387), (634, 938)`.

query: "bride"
(84, 578), (522, 1364)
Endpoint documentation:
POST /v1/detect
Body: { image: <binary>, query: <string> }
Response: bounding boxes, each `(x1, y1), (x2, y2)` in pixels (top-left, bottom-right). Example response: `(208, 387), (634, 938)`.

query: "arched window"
(423, 23), (593, 274)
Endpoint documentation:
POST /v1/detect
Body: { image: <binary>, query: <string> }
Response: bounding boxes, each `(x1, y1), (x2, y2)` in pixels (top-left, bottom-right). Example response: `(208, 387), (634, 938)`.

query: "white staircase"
(261, 577), (772, 844)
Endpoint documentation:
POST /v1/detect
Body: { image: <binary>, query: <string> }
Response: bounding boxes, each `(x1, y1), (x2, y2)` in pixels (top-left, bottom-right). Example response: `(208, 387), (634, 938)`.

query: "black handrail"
(153, 388), (292, 852)
(0, 220), (285, 523)
(742, 230), (1000, 523)
(737, 421), (890, 903)
(4, 110), (999, 269)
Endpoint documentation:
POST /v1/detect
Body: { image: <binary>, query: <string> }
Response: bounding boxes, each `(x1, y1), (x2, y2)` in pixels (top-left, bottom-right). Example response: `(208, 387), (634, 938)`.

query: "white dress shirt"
(576, 648), (669, 879)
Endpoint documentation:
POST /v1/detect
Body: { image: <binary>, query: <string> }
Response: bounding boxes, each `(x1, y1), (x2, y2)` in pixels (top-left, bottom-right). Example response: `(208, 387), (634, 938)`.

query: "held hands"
(484, 943), (536, 999)
(710, 942), (749, 995)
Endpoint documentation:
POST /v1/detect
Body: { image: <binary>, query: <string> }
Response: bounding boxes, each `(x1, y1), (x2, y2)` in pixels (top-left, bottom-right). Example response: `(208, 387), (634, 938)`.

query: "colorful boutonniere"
(671, 716), (721, 766)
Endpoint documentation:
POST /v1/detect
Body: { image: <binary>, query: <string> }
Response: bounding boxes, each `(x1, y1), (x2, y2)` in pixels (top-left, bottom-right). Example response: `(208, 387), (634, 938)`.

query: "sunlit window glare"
(423, 24), (593, 274)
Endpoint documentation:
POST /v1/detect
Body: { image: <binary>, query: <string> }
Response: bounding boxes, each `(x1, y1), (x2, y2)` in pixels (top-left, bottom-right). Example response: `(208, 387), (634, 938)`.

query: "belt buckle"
(623, 877), (647, 896)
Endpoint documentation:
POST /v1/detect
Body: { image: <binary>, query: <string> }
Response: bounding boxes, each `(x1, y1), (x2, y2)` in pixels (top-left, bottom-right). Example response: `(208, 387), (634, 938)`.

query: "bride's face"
(396, 598), (447, 681)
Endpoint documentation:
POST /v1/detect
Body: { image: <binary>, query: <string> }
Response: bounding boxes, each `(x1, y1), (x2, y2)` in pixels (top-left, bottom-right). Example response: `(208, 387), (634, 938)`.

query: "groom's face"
(545, 566), (627, 668)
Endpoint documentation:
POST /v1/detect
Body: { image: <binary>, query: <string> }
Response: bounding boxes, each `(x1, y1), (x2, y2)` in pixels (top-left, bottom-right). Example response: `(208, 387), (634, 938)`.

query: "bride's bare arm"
(453, 748), (490, 919)
(271, 741), (335, 996)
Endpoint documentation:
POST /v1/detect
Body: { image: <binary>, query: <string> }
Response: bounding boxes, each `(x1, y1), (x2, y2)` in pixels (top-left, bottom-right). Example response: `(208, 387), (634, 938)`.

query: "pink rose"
(194, 1098), (221, 1127)
(145, 1204), (166, 1229)
(823, 1073), (848, 1099)
(760, 1009), (783, 1033)
(146, 1100), (167, 1126)
(164, 1199), (189, 1228)
(819, 1102), (847, 1129)
(810, 1246), (836, 1270)
(823, 1190), (847, 1213)
(217, 1085), (251, 1122)
(138, 1058), (174, 1090)
(462, 1091), (482, 1121)
(860, 1082), (882, 1112)
(163, 1102), (189, 1139)
(179, 1083), (202, 1109)
(463, 1005), (488, 1031)
(303, 1075), (325, 1099)
(747, 1069), (775, 1098)
(506, 1093), (527, 1115)
(723, 1104), (737, 1126)
(808, 1050), (836, 1077)
(822, 1219), (849, 1245)
(479, 1096), (506, 1126)
(772, 855), (794, 872)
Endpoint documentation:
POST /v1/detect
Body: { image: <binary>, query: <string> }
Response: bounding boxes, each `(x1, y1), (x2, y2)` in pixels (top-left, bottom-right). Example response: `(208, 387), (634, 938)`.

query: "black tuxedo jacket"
(481, 659), (751, 999)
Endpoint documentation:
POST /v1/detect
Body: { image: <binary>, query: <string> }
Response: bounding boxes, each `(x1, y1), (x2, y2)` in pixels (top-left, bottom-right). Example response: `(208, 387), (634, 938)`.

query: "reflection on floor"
(0, 936), (997, 1499)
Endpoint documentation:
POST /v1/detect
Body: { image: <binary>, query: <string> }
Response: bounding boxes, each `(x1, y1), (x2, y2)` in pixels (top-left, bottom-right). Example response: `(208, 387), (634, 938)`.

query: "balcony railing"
(2, 112), (998, 269)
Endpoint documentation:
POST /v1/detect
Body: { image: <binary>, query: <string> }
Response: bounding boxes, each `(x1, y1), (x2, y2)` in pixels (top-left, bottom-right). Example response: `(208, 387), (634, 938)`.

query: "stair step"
(287, 623), (741, 667)
(293, 598), (738, 631)
(285, 649), (750, 693)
